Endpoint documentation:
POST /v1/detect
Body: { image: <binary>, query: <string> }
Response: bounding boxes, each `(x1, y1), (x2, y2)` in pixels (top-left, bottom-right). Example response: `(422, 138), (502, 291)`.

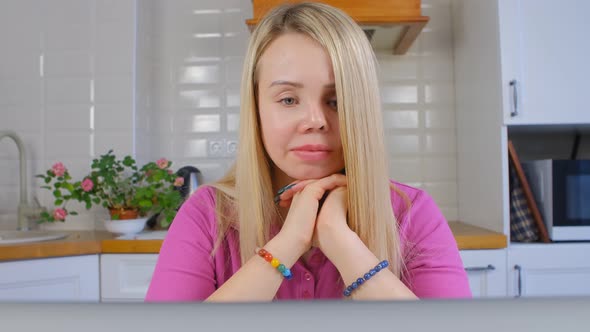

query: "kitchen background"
(2, 0), (578, 232)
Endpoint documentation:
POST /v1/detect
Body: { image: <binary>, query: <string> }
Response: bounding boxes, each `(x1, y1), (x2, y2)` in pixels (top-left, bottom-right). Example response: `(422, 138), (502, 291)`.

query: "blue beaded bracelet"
(343, 260), (389, 297)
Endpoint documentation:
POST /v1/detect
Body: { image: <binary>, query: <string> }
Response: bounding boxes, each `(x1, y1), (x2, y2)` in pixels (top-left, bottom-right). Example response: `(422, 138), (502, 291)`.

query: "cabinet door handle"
(464, 264), (496, 272)
(514, 264), (522, 297)
(509, 79), (519, 117)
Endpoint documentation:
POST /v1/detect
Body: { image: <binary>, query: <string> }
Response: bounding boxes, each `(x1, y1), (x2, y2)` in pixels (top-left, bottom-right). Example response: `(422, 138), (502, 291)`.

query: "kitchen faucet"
(0, 130), (45, 231)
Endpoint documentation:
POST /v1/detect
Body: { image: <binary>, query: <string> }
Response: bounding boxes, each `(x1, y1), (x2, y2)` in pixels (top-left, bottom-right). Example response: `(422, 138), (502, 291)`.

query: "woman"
(146, 2), (471, 301)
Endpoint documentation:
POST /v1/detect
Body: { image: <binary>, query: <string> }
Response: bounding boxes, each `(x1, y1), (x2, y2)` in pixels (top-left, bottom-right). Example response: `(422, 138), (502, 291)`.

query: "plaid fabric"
(509, 162), (539, 242)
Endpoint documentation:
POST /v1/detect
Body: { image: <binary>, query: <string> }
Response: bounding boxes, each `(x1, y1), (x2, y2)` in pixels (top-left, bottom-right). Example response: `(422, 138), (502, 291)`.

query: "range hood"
(246, 0), (429, 55)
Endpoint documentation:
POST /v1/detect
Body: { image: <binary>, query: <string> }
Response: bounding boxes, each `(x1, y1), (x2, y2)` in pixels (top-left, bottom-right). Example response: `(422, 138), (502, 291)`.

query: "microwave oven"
(522, 159), (590, 241)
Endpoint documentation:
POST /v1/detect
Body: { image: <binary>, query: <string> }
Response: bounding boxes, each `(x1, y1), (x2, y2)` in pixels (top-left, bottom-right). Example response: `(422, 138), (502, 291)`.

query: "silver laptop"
(1, 297), (589, 332)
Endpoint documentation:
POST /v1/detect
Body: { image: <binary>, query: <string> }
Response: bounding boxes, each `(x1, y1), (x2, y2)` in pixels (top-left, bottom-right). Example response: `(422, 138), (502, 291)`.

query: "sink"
(0, 231), (68, 245)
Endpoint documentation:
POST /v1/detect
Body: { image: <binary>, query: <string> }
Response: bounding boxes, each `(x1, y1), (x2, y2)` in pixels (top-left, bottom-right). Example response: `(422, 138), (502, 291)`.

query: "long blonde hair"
(210, 2), (403, 277)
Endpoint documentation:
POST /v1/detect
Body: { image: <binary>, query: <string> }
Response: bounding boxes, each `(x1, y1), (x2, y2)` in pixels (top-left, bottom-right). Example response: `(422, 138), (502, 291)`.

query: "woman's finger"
(275, 179), (315, 202)
(293, 173), (347, 202)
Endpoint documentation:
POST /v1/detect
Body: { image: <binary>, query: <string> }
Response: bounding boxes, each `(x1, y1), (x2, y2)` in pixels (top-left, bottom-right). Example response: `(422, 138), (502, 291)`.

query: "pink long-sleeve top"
(145, 181), (472, 301)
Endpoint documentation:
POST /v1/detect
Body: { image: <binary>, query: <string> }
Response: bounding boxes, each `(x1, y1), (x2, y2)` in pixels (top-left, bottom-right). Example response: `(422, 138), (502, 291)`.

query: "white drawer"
(0, 255), (99, 302)
(100, 254), (158, 302)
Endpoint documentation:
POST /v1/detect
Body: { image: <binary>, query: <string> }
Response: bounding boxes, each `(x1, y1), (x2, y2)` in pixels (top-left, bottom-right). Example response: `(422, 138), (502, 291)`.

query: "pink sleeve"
(400, 190), (472, 298)
(145, 187), (218, 302)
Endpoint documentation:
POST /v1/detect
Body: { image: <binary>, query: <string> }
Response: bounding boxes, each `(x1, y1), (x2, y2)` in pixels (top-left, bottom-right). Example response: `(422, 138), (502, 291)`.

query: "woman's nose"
(301, 102), (328, 131)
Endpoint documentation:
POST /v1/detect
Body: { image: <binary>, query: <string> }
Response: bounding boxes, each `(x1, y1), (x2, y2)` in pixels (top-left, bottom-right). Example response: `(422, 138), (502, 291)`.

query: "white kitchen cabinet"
(0, 255), (99, 302)
(508, 243), (590, 297)
(453, 0), (590, 239)
(460, 250), (507, 298)
(100, 254), (158, 302)
(453, 0), (590, 298)
(498, 0), (590, 125)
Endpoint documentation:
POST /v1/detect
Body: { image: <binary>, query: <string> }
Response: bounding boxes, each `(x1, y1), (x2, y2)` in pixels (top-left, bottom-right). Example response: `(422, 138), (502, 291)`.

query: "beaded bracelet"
(255, 248), (293, 280)
(343, 260), (389, 297)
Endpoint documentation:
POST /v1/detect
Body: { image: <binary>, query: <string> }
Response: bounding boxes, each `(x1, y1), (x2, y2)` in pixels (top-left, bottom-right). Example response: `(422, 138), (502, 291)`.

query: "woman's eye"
(327, 99), (338, 109)
(280, 97), (296, 106)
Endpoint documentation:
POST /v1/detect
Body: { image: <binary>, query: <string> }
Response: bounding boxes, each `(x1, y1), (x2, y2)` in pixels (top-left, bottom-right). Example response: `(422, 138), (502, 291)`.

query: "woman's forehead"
(257, 33), (335, 86)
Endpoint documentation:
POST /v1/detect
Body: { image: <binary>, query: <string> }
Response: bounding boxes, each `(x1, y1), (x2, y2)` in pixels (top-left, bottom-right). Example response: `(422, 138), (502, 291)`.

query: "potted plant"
(37, 150), (185, 230)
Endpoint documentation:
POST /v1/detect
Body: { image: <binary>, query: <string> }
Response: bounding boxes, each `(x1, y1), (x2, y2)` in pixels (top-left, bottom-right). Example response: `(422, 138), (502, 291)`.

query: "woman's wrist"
(265, 231), (309, 266)
(316, 225), (358, 264)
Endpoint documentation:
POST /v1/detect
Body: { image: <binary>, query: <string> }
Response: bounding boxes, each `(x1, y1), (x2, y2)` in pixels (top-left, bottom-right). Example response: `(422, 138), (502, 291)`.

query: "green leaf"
(54, 182), (61, 188)
(54, 199), (63, 206)
(123, 156), (135, 166)
(53, 189), (62, 198)
(45, 177), (51, 184)
(41, 211), (50, 218)
(139, 200), (152, 208)
(153, 172), (163, 182)
(86, 202), (92, 210)
(69, 211), (78, 216)
(41, 186), (51, 190)
(93, 197), (101, 204)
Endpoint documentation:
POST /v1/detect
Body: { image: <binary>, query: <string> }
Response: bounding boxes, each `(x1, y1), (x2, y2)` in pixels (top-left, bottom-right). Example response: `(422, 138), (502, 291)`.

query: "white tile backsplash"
(46, 77), (92, 104)
(94, 104), (134, 130)
(96, 0), (135, 23)
(0, 78), (43, 106)
(94, 133), (134, 156)
(0, 106), (44, 131)
(45, 134), (92, 159)
(0, 0), (460, 229)
(383, 110), (420, 129)
(45, 24), (92, 51)
(387, 134), (422, 155)
(0, 51), (40, 79)
(43, 0), (92, 25)
(44, 52), (93, 77)
(381, 85), (420, 104)
(179, 65), (220, 84)
(94, 75), (133, 103)
(425, 132), (457, 155)
(45, 105), (92, 130)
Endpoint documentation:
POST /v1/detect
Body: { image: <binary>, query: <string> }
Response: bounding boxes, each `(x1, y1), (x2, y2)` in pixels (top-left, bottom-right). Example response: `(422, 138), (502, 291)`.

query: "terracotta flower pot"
(109, 208), (139, 220)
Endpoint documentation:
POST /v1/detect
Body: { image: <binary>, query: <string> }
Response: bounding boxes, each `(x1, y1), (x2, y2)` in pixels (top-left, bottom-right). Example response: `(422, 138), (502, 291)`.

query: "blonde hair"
(210, 2), (404, 278)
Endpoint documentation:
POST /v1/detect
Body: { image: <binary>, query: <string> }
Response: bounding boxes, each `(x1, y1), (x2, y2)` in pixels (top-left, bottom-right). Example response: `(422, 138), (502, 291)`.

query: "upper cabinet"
(498, 0), (590, 125)
(246, 0), (429, 54)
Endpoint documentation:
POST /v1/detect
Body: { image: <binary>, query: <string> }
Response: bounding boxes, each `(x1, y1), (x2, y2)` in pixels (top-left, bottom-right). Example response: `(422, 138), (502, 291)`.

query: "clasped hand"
(275, 173), (352, 258)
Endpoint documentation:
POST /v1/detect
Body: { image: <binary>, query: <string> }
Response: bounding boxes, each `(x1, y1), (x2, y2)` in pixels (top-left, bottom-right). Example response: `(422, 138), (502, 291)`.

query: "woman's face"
(256, 32), (344, 185)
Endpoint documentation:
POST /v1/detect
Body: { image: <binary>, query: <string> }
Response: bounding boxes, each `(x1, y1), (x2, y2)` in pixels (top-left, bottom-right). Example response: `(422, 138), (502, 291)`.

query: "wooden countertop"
(449, 221), (507, 250)
(0, 221), (507, 261)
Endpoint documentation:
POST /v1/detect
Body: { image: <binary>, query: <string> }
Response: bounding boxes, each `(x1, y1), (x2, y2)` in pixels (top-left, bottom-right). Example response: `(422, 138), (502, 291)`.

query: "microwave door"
(552, 160), (590, 241)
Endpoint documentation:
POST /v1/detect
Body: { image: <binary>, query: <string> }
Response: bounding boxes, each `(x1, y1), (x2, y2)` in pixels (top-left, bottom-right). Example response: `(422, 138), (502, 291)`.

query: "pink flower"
(81, 178), (94, 192)
(51, 162), (66, 177)
(174, 177), (184, 187)
(156, 158), (169, 169)
(53, 208), (67, 221)
(167, 169), (173, 174)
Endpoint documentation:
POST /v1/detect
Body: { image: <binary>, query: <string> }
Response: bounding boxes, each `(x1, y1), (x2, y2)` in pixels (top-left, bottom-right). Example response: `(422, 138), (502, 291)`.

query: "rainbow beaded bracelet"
(256, 248), (293, 280)
(343, 260), (389, 297)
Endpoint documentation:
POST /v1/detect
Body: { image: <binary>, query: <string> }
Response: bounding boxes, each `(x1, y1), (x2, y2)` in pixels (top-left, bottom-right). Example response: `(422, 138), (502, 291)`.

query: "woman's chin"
(287, 166), (343, 180)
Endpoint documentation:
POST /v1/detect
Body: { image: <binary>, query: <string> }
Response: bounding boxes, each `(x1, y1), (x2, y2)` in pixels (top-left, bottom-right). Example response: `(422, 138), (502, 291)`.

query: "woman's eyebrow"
(269, 80), (303, 88)
(269, 80), (335, 89)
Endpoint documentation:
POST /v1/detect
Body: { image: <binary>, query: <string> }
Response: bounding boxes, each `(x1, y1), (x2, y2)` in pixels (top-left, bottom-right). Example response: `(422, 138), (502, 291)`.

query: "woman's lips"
(291, 145), (331, 161)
